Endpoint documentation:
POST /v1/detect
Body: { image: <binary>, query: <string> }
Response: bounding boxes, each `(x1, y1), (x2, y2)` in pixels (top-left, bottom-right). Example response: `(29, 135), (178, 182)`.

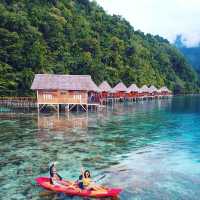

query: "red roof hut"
(158, 86), (172, 96)
(111, 82), (127, 98)
(126, 84), (140, 98)
(99, 81), (112, 98)
(139, 85), (150, 97)
(148, 85), (159, 96)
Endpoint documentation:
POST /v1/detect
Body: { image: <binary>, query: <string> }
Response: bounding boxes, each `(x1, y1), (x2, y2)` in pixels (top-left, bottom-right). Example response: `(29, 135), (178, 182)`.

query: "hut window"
(43, 94), (53, 100)
(61, 92), (66, 95)
(74, 94), (81, 100)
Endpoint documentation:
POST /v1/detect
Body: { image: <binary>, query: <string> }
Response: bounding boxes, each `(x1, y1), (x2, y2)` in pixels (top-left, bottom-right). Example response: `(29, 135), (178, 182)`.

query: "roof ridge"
(36, 74), (91, 77)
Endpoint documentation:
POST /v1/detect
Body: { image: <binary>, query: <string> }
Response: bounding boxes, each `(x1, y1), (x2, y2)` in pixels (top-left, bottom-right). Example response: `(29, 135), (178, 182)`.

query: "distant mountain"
(175, 35), (200, 73)
(0, 0), (199, 95)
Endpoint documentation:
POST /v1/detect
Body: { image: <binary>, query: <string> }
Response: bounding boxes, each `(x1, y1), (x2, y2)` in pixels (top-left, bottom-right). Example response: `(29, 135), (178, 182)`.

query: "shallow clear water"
(0, 96), (200, 200)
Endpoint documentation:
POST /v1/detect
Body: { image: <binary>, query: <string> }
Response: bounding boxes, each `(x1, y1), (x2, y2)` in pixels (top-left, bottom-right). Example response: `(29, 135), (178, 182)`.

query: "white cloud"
(95, 0), (200, 47)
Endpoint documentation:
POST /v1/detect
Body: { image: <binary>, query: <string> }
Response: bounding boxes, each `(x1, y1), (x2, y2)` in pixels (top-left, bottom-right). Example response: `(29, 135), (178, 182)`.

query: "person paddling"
(49, 163), (63, 185)
(79, 167), (106, 192)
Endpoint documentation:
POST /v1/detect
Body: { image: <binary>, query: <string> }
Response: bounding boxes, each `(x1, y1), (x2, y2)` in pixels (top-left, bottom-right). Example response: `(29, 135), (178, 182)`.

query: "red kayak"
(35, 177), (122, 198)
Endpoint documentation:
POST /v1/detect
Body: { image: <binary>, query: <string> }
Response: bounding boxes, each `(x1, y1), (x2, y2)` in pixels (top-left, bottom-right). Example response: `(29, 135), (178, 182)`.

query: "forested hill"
(0, 0), (199, 95)
(175, 35), (200, 74)
(181, 47), (200, 73)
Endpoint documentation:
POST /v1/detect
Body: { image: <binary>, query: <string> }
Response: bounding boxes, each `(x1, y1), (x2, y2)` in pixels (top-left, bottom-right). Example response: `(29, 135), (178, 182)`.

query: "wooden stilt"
(80, 104), (87, 112)
(57, 104), (59, 115)
(37, 103), (39, 113)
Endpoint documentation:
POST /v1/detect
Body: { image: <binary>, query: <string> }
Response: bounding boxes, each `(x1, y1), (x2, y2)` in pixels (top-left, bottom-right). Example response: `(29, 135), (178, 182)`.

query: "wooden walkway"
(37, 102), (103, 113)
(100, 95), (172, 105)
(0, 97), (37, 111)
(0, 95), (172, 113)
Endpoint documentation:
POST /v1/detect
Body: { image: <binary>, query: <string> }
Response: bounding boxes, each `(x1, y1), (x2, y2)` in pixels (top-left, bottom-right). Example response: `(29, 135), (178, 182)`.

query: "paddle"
(94, 174), (106, 183)
(79, 163), (107, 184)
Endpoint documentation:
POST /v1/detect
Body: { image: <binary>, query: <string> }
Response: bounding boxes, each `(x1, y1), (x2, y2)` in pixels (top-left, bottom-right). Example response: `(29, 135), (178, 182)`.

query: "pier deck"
(0, 95), (172, 113)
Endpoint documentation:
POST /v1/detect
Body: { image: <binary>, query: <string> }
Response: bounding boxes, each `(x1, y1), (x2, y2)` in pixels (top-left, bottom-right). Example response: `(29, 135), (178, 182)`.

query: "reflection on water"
(37, 113), (88, 131)
(1, 97), (200, 200)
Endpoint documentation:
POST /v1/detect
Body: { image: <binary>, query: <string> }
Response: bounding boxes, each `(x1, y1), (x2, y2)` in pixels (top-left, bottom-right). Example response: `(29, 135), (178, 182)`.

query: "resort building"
(99, 81), (112, 98)
(111, 82), (128, 99)
(30, 74), (173, 112)
(149, 85), (159, 96)
(159, 86), (172, 96)
(126, 84), (140, 98)
(139, 85), (150, 97)
(31, 74), (100, 112)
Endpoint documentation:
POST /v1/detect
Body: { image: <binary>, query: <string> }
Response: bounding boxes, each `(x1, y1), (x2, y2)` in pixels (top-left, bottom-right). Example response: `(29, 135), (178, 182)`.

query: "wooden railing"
(0, 97), (37, 108)
(37, 96), (88, 104)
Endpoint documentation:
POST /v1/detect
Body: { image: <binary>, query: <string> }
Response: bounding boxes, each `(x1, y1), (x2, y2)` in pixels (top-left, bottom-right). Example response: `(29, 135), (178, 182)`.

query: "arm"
(50, 177), (53, 184)
(56, 173), (62, 181)
(80, 166), (84, 177)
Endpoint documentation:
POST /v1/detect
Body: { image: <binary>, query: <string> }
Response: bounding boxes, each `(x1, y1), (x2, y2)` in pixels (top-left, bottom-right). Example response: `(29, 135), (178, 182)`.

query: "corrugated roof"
(111, 82), (127, 93)
(99, 81), (112, 92)
(31, 74), (100, 92)
(126, 84), (139, 93)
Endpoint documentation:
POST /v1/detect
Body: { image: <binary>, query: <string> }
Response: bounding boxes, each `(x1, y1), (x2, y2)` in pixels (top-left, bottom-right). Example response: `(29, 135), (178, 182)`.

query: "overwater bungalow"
(126, 84), (140, 99)
(99, 81), (112, 98)
(139, 85), (150, 97)
(159, 86), (172, 96)
(149, 85), (159, 96)
(111, 82), (128, 100)
(31, 74), (100, 112)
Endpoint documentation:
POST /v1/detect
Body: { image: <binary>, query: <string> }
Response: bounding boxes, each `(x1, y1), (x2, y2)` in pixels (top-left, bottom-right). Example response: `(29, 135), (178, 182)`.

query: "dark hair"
(84, 170), (91, 178)
(49, 164), (55, 177)
(49, 164), (62, 181)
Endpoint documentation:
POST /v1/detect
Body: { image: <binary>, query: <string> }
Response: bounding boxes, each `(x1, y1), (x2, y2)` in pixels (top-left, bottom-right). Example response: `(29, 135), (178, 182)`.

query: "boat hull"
(35, 177), (122, 198)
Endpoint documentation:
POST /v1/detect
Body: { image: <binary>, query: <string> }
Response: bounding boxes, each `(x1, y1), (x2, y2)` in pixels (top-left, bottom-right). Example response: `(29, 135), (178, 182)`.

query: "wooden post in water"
(57, 104), (59, 115)
(37, 90), (39, 113)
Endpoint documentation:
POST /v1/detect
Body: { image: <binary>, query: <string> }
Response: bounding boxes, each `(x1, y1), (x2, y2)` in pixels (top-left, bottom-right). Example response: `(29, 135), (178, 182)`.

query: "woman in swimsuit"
(80, 168), (106, 192)
(49, 163), (75, 189)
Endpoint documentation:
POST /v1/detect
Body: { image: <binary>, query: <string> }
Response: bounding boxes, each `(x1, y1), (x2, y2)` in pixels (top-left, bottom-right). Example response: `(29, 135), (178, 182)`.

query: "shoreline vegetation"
(0, 0), (200, 97)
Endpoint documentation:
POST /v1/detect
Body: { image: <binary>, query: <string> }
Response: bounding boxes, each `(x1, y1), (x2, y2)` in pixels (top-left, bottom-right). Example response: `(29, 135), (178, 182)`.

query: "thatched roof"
(111, 82), (127, 93)
(31, 74), (100, 92)
(139, 85), (149, 93)
(149, 85), (158, 93)
(126, 84), (139, 93)
(159, 86), (171, 93)
(99, 81), (112, 92)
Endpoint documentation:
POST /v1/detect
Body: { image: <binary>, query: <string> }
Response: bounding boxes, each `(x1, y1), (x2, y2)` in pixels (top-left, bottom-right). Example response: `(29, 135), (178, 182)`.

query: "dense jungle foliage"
(0, 0), (199, 95)
(175, 35), (200, 74)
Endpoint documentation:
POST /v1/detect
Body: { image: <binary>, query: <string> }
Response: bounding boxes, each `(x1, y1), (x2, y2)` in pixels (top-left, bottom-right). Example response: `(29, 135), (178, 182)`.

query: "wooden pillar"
(57, 104), (59, 115)
(37, 90), (39, 113)
(37, 103), (40, 113)
(65, 104), (69, 112)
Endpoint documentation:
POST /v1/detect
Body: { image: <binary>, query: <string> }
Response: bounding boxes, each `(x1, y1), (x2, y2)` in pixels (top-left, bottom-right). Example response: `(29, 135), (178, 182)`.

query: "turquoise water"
(0, 96), (200, 200)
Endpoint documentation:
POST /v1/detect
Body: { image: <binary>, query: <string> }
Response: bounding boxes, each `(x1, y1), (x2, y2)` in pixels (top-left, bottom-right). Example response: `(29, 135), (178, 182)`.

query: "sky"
(94, 0), (200, 47)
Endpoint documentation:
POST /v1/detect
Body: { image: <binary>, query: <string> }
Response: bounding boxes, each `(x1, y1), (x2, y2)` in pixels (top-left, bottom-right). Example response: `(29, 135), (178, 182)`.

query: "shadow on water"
(1, 97), (200, 199)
